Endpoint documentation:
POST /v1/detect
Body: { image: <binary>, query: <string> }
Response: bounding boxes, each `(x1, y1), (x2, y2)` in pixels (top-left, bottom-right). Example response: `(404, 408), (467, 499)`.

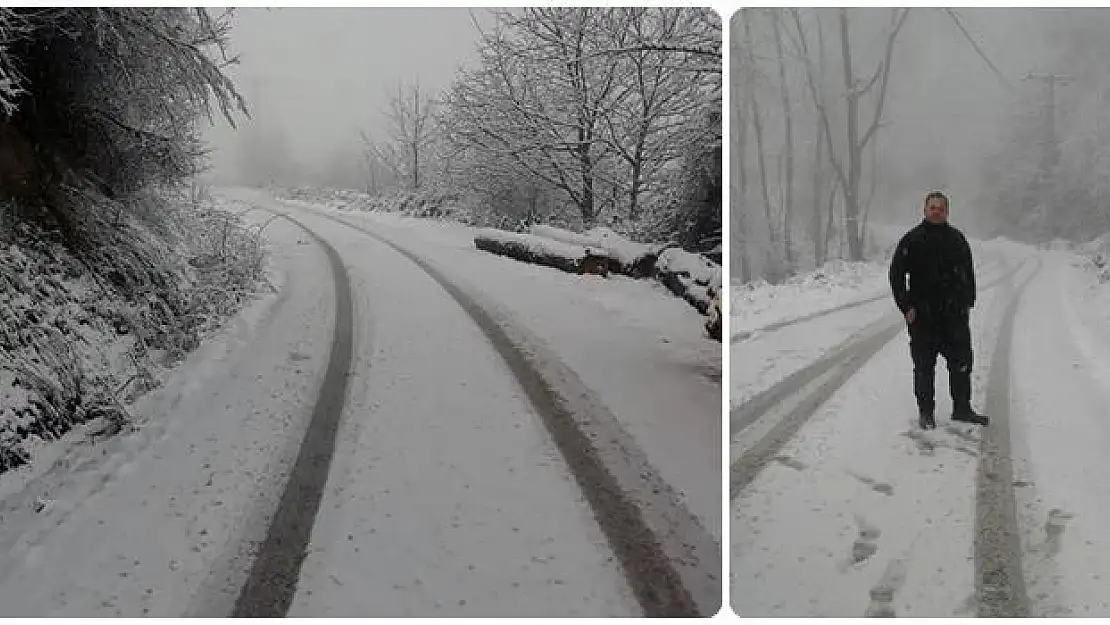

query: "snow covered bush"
(0, 192), (268, 474)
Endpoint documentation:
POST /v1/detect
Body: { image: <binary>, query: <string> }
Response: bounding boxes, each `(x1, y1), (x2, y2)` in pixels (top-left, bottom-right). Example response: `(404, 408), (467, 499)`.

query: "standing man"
(889, 191), (989, 429)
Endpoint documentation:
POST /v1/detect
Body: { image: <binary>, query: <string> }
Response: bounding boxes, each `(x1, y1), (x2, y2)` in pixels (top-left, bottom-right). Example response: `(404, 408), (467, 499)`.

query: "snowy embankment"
(732, 260), (888, 338)
(528, 223), (721, 316)
(0, 195), (268, 475)
(0, 211), (328, 617)
(476, 226), (721, 320)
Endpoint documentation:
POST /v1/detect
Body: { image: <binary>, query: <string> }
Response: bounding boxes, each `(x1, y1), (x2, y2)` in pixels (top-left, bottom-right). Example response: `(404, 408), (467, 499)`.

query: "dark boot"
(952, 409), (989, 426)
(919, 408), (936, 430)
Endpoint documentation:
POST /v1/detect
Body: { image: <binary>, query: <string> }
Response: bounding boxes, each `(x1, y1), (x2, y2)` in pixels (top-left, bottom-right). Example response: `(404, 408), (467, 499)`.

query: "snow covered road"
(0, 188), (720, 617)
(1009, 252), (1110, 617)
(731, 241), (1044, 617)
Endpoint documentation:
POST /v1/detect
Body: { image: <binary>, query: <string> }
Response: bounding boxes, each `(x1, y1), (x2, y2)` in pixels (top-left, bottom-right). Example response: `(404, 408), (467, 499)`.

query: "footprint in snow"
(1042, 508), (1075, 558)
(943, 424), (980, 443)
(773, 455), (807, 471)
(864, 558), (908, 617)
(903, 429), (938, 455)
(847, 471), (894, 496)
(840, 515), (881, 571)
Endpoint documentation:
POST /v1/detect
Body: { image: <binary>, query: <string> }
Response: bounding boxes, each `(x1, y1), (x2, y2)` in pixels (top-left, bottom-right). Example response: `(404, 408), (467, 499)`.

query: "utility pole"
(1024, 72), (1072, 172)
(1024, 72), (1072, 236)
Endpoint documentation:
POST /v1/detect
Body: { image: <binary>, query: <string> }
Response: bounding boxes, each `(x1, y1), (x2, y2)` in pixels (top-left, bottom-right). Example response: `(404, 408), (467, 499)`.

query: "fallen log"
(475, 228), (723, 339)
(529, 225), (660, 278)
(473, 229), (612, 276)
(655, 247), (723, 316)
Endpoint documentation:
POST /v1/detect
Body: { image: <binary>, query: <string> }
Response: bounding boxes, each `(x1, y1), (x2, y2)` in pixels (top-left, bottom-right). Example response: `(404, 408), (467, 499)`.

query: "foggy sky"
(876, 9), (1041, 224)
(754, 8), (1088, 234)
(201, 7), (491, 185)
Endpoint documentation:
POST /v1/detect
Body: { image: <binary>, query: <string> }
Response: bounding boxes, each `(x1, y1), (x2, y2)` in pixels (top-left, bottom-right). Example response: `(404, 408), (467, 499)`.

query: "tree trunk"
(823, 181), (837, 262)
(412, 87), (421, 190)
(629, 142), (643, 222)
(773, 12), (795, 273)
(838, 9), (864, 262)
(580, 145), (596, 225)
(733, 27), (753, 283)
(860, 133), (880, 251)
(744, 15), (779, 280)
(811, 120), (825, 267)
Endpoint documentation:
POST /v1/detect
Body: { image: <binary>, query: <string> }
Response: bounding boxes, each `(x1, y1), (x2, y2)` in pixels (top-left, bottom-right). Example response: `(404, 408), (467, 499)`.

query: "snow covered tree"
(442, 8), (625, 226)
(442, 7), (719, 243)
(597, 8), (719, 224)
(0, 10), (30, 118)
(0, 8), (246, 210)
(365, 80), (437, 191)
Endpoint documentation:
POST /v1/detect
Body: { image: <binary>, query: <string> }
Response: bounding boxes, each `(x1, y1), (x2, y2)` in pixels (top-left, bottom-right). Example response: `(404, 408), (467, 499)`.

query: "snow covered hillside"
(0, 195), (269, 477)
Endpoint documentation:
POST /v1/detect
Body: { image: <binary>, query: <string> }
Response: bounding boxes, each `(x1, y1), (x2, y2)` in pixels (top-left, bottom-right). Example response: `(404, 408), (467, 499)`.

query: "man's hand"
(905, 308), (916, 325)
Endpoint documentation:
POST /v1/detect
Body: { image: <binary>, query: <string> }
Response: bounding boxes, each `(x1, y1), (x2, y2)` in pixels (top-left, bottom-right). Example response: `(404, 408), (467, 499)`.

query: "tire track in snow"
(231, 212), (355, 617)
(975, 257), (1041, 618)
(730, 258), (1026, 501)
(279, 203), (719, 617)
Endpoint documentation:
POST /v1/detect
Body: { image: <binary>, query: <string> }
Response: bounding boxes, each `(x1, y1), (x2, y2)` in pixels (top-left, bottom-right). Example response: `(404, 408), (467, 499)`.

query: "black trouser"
(908, 308), (973, 415)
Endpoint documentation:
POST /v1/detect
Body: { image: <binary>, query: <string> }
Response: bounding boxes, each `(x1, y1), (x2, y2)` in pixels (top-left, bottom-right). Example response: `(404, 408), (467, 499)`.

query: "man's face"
(924, 197), (948, 224)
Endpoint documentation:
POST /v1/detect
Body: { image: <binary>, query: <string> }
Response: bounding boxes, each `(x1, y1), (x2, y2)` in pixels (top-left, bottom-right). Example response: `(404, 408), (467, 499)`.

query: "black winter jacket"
(889, 220), (976, 318)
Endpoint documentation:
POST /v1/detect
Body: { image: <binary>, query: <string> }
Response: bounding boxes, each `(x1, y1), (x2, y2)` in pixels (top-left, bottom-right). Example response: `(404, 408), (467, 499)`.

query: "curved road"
(0, 190), (718, 617)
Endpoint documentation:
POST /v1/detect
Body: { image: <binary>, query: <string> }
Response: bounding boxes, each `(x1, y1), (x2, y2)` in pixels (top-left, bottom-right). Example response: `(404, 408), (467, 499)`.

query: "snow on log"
(473, 228), (612, 276)
(655, 247), (723, 316)
(529, 224), (660, 278)
(475, 228), (723, 338)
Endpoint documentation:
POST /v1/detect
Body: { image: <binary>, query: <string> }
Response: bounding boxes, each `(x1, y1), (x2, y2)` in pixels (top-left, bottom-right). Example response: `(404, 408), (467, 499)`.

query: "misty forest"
(237, 8), (722, 259)
(731, 8), (1110, 284)
(730, 9), (1110, 619)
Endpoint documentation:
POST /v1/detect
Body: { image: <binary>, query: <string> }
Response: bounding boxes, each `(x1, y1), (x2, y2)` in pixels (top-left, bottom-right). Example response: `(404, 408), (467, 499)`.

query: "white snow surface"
(729, 232), (1052, 616)
(280, 197), (722, 542)
(270, 203), (639, 617)
(731, 260), (1022, 616)
(657, 247), (722, 290)
(0, 214), (325, 616)
(0, 187), (719, 616)
(1008, 251), (1110, 617)
(730, 260), (890, 338)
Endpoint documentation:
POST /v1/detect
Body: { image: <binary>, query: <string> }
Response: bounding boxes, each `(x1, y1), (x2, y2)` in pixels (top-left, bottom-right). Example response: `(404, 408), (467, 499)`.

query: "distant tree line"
(358, 8), (722, 257)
